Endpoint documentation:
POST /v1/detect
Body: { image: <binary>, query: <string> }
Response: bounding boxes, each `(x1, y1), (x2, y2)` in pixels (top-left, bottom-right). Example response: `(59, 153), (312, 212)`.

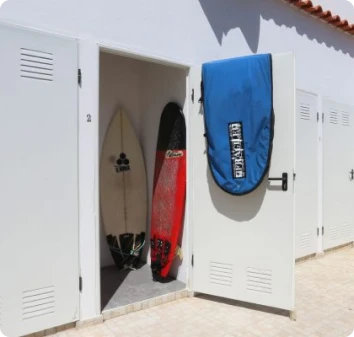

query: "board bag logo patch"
(229, 122), (246, 179)
(115, 152), (130, 173)
(165, 150), (183, 159)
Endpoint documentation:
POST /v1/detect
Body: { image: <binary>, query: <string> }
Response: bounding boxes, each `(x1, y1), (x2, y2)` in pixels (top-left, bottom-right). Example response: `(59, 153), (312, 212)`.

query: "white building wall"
(1, 0), (354, 105)
(2, 0), (354, 322)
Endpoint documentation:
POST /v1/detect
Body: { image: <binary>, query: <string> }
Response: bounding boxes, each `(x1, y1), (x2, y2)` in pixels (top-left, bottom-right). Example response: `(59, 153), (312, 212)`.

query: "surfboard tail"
(107, 232), (146, 270)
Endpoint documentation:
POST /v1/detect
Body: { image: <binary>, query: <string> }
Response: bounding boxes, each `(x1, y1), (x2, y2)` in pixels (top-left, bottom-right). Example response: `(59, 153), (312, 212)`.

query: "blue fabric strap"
(201, 53), (274, 196)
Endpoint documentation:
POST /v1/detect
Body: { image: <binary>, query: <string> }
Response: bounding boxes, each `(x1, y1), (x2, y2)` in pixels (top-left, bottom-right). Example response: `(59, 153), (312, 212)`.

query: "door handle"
(268, 173), (288, 191)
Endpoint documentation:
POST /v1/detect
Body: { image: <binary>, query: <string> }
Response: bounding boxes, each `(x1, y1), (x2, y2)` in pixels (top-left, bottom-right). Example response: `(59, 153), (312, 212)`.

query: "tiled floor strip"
(39, 247), (354, 337)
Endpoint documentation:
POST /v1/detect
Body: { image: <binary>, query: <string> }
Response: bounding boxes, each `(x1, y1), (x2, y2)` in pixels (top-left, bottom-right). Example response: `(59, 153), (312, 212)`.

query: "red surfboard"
(150, 102), (186, 282)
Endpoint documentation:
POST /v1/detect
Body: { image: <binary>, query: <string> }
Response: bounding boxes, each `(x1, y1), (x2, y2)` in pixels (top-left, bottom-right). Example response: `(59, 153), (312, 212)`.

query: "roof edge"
(282, 0), (354, 36)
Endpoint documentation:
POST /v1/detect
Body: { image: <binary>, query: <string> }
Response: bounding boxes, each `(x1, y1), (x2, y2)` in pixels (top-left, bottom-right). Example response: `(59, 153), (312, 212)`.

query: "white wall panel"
(2, 0), (354, 106)
(0, 23), (79, 337)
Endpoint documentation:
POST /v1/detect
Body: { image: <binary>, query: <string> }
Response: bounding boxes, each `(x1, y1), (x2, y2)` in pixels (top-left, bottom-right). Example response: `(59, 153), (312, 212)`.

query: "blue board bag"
(201, 53), (274, 195)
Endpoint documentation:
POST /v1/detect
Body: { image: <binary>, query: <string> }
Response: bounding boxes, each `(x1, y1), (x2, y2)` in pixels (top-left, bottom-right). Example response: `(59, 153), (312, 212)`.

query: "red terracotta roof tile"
(283, 0), (354, 35)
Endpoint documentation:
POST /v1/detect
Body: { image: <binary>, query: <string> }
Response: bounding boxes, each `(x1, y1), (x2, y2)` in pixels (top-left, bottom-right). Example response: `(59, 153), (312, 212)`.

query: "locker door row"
(295, 90), (354, 259)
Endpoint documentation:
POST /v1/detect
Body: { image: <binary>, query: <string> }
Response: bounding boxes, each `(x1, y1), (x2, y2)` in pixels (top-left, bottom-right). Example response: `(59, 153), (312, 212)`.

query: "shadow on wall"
(207, 168), (267, 222)
(198, 0), (354, 57)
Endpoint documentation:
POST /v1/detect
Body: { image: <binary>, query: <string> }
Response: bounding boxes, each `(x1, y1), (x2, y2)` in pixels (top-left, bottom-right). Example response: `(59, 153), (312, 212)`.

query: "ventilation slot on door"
(341, 223), (351, 239)
(329, 110), (339, 125)
(22, 286), (55, 320)
(246, 267), (272, 294)
(300, 232), (311, 249)
(20, 48), (54, 82)
(299, 103), (311, 121)
(341, 111), (350, 127)
(209, 262), (233, 287)
(329, 225), (340, 241)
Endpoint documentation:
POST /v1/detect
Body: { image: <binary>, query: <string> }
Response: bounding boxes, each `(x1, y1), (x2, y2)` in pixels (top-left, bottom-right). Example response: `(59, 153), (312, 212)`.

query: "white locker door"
(295, 90), (318, 258)
(323, 98), (354, 250)
(0, 24), (79, 336)
(189, 53), (295, 311)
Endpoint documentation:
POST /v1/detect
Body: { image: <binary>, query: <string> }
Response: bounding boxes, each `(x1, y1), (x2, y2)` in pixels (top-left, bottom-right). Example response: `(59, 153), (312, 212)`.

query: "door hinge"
(78, 69), (82, 87)
(191, 89), (194, 104)
(293, 172), (296, 181)
(198, 81), (204, 103)
(322, 226), (324, 236)
(191, 254), (194, 267)
(322, 113), (324, 123)
(79, 276), (83, 292)
(317, 227), (319, 236)
(317, 112), (319, 122)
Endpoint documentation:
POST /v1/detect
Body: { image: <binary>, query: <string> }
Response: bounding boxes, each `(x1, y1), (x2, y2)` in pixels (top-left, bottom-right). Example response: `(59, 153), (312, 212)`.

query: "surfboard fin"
(133, 232), (145, 254)
(119, 233), (134, 254)
(175, 245), (183, 260)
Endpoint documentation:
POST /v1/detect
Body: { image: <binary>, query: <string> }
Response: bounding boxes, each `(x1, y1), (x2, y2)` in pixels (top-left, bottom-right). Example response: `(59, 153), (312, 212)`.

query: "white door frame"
(317, 94), (323, 255)
(77, 40), (101, 322)
(79, 42), (193, 320)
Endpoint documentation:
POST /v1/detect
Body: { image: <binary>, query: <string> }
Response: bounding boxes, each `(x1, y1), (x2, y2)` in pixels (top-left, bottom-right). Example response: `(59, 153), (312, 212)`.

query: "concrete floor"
(101, 264), (186, 311)
(50, 246), (354, 337)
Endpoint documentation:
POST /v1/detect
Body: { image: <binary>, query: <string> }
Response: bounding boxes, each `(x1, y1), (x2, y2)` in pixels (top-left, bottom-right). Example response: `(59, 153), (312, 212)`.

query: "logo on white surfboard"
(114, 153), (130, 173)
(165, 150), (183, 159)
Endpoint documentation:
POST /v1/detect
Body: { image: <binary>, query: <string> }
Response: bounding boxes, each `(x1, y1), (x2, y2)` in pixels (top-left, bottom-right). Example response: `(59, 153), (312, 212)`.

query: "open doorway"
(98, 49), (189, 313)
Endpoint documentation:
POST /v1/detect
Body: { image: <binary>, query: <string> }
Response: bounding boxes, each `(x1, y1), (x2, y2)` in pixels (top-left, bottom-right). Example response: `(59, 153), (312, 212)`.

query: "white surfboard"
(100, 109), (147, 250)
